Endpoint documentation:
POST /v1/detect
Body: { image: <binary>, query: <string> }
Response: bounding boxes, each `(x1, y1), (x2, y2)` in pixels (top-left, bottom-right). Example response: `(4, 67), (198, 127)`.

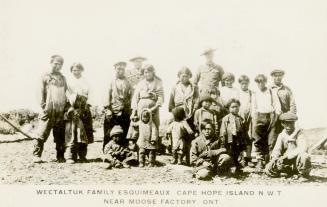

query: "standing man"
(270, 69), (297, 136)
(251, 74), (282, 169)
(32, 55), (67, 163)
(193, 48), (224, 97)
(125, 56), (147, 91)
(103, 61), (132, 149)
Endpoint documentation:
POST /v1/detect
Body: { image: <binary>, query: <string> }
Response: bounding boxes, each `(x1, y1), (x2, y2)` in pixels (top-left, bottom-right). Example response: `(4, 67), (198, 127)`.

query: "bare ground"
(0, 129), (327, 185)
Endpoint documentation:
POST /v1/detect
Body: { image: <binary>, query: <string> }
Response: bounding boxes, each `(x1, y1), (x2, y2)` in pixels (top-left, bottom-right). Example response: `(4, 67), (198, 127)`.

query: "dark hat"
(110, 125), (124, 137)
(129, 56), (147, 62)
(279, 112), (298, 122)
(114, 61), (127, 68)
(270, 69), (285, 76)
(200, 95), (214, 104)
(201, 48), (216, 56)
(254, 74), (267, 83)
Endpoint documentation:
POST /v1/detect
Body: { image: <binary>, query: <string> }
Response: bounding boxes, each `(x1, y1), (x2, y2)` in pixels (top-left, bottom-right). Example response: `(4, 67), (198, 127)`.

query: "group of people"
(32, 48), (311, 181)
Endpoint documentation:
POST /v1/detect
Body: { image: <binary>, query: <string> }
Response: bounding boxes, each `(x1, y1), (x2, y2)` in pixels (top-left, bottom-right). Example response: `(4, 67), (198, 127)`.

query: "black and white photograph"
(0, 0), (327, 206)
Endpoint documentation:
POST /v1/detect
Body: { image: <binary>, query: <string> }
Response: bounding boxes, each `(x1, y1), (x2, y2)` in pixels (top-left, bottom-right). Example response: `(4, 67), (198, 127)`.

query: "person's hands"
(150, 140), (156, 145)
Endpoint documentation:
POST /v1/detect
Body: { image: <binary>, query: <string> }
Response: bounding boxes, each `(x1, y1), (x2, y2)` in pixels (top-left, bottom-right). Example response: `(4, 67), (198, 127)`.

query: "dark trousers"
(33, 114), (65, 159)
(103, 111), (130, 150)
(252, 113), (277, 161)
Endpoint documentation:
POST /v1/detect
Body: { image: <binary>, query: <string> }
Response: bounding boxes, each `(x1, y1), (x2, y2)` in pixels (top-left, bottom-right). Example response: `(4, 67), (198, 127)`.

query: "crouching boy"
(265, 112), (311, 178)
(191, 119), (232, 180)
(103, 125), (137, 169)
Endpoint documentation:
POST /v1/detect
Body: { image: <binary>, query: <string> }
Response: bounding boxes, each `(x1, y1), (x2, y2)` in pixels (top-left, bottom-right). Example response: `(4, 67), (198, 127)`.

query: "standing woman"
(131, 64), (164, 132)
(168, 66), (199, 128)
(65, 63), (94, 163)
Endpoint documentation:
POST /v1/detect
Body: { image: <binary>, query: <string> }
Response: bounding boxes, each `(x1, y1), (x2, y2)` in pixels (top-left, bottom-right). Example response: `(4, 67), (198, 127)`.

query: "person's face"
(273, 73), (284, 86)
(112, 135), (120, 142)
(134, 60), (143, 69)
(257, 80), (267, 91)
(144, 70), (154, 81)
(225, 79), (233, 87)
(71, 67), (83, 79)
(204, 52), (214, 62)
(210, 93), (217, 100)
(141, 113), (150, 123)
(202, 100), (211, 109)
(240, 81), (249, 91)
(282, 121), (295, 134)
(179, 73), (190, 85)
(115, 66), (125, 78)
(202, 124), (213, 139)
(229, 102), (240, 115)
(51, 59), (63, 73)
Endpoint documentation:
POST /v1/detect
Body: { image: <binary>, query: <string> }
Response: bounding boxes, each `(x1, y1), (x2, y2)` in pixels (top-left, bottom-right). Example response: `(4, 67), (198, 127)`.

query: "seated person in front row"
(103, 125), (138, 169)
(190, 119), (232, 180)
(220, 98), (248, 171)
(166, 107), (194, 165)
(265, 112), (311, 179)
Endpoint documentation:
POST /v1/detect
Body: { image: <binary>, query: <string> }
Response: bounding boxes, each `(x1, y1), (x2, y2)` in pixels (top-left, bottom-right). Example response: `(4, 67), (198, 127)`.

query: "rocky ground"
(0, 128), (327, 185)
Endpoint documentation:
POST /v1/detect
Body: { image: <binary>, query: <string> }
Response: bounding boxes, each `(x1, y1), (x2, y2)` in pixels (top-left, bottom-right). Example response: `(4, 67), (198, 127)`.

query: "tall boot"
(139, 150), (146, 168)
(148, 150), (156, 167)
(78, 143), (88, 163)
(177, 153), (183, 165)
(171, 150), (178, 164)
(56, 143), (66, 163)
(32, 139), (44, 163)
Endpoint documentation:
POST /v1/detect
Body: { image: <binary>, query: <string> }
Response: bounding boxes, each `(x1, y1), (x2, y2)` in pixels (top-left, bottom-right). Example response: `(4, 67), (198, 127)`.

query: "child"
(125, 115), (140, 166)
(238, 75), (254, 166)
(265, 112), (311, 179)
(103, 125), (132, 169)
(137, 109), (159, 167)
(166, 107), (194, 165)
(219, 72), (239, 108)
(220, 99), (247, 171)
(209, 87), (228, 133)
(193, 95), (219, 136)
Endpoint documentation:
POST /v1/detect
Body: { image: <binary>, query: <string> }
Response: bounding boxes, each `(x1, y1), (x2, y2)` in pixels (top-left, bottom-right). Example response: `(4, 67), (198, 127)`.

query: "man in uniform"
(193, 48), (224, 97)
(32, 55), (67, 163)
(125, 56), (147, 91)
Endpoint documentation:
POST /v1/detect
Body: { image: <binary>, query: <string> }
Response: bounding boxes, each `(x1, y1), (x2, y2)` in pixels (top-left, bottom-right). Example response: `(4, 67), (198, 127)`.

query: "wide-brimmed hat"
(201, 48), (216, 56)
(129, 56), (147, 62)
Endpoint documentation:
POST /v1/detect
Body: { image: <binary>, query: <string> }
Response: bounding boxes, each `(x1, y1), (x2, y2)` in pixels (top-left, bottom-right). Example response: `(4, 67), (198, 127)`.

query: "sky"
(0, 0), (327, 129)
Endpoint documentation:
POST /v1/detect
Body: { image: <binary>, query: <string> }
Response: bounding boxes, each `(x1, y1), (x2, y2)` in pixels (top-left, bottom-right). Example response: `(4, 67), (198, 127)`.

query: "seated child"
(194, 95), (219, 136)
(126, 114), (140, 165)
(103, 125), (137, 169)
(137, 109), (159, 167)
(220, 98), (247, 171)
(166, 107), (194, 165)
(265, 112), (311, 179)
